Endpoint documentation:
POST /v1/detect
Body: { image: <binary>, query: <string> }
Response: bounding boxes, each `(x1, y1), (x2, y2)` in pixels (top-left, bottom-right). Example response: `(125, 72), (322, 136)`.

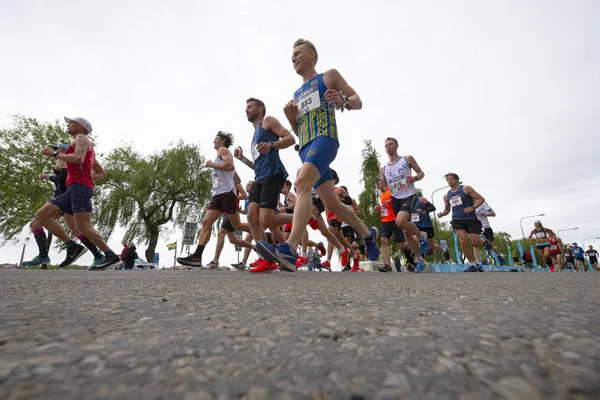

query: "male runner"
(205, 173), (253, 270)
(380, 137), (429, 272)
(375, 178), (414, 273)
(34, 117), (121, 271)
(252, 41), (381, 272)
(338, 185), (363, 271)
(23, 151), (104, 268)
(234, 98), (299, 273)
(177, 132), (250, 267)
(572, 242), (586, 271)
(475, 201), (506, 265)
(411, 191), (446, 256)
(436, 173), (486, 272)
(585, 245), (599, 271)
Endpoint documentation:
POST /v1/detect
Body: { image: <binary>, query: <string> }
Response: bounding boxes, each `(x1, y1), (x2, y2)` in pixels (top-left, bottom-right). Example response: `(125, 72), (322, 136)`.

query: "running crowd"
(21, 39), (599, 273)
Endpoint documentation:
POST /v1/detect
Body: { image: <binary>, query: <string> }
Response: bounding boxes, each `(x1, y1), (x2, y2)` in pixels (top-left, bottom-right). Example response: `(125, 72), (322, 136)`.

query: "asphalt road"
(1, 270), (599, 400)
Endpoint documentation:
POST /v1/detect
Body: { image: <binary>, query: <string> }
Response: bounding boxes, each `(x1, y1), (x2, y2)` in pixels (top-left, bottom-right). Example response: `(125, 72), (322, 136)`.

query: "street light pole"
(582, 236), (600, 248)
(557, 227), (579, 239)
(519, 213), (545, 242)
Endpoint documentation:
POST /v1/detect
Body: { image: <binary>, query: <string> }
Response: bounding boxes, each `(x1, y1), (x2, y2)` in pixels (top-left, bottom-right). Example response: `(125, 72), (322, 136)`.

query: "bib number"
(391, 178), (407, 191)
(251, 143), (260, 161)
(211, 174), (219, 188)
(381, 207), (388, 217)
(411, 213), (420, 222)
(297, 86), (321, 118)
(449, 195), (463, 208)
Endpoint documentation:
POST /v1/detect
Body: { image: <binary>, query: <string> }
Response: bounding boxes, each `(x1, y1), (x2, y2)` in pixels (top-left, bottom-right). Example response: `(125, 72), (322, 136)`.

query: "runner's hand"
(39, 173), (49, 180)
(257, 142), (270, 153)
(324, 89), (343, 106)
(283, 100), (298, 120)
(233, 146), (243, 160)
(41, 147), (54, 157)
(373, 205), (381, 214)
(464, 207), (475, 213)
(406, 176), (415, 184)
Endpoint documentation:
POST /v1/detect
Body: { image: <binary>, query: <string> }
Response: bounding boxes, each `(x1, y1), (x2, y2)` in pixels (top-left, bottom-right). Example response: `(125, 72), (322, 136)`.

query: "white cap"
(64, 116), (92, 133)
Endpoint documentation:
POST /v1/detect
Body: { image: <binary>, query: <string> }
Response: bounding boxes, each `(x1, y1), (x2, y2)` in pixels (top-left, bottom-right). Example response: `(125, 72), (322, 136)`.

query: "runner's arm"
(55, 134), (89, 164)
(262, 116), (295, 150)
(463, 185), (485, 210)
(233, 146), (254, 170)
(379, 166), (388, 187)
(437, 195), (451, 218)
(326, 69), (362, 110)
(406, 155), (424, 182)
(209, 148), (235, 171)
(91, 158), (107, 182)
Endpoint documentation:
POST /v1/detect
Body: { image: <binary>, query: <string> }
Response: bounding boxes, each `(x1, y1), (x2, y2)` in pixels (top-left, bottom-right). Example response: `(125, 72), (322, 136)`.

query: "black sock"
(65, 240), (77, 249)
(403, 249), (415, 265)
(79, 236), (103, 259)
(193, 245), (205, 258)
(33, 229), (47, 258)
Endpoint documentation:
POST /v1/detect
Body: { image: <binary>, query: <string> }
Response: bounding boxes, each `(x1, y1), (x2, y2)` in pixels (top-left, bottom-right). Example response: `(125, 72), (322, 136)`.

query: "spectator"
(124, 243), (138, 270)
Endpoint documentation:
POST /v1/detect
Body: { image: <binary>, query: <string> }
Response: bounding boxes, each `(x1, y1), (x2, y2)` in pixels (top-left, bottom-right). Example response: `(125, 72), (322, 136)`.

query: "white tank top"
(383, 156), (417, 200)
(211, 155), (235, 197)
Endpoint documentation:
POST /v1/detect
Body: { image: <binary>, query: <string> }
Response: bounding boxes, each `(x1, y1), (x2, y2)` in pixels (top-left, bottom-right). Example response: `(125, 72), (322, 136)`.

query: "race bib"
(391, 178), (407, 191)
(535, 232), (546, 238)
(297, 86), (321, 119)
(381, 207), (388, 217)
(449, 195), (462, 208)
(251, 143), (260, 161)
(211, 174), (219, 188)
(411, 213), (420, 222)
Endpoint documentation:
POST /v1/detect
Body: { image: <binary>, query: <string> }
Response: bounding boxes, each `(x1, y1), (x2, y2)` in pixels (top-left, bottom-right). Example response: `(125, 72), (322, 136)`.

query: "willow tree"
(94, 141), (212, 261)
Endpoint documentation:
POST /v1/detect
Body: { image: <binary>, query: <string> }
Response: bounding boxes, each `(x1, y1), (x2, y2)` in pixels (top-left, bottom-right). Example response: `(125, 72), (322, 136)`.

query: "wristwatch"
(268, 142), (275, 149)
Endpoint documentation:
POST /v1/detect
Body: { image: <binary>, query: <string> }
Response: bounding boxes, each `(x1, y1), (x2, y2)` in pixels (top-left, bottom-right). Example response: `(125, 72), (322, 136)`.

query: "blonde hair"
(293, 38), (318, 64)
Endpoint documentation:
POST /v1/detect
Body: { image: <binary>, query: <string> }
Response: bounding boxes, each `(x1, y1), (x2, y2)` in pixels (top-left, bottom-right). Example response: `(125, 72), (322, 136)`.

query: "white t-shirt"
(476, 202), (493, 229)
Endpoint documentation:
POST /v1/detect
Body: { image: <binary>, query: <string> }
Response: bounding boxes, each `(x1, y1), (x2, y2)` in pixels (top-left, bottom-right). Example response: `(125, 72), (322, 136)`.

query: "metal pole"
(557, 227), (578, 239)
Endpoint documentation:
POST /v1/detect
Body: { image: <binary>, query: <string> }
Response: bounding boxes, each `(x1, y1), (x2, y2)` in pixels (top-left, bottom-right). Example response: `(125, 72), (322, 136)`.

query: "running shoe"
(414, 259), (425, 273)
(295, 255), (308, 268)
(249, 258), (278, 273)
(476, 263), (485, 272)
(351, 266), (364, 272)
(378, 264), (393, 272)
(480, 235), (492, 251)
(22, 255), (51, 267)
(249, 259), (262, 268)
(59, 244), (88, 268)
(176, 254), (202, 267)
(339, 247), (349, 267)
(364, 227), (380, 261)
(256, 241), (296, 272)
(418, 232), (430, 254)
(308, 215), (319, 230)
(317, 242), (326, 257)
(497, 254), (506, 265)
(203, 261), (219, 269)
(353, 254), (360, 268)
(90, 253), (121, 271)
(342, 265), (352, 272)
(463, 264), (479, 272)
(320, 260), (331, 270)
(231, 262), (246, 271)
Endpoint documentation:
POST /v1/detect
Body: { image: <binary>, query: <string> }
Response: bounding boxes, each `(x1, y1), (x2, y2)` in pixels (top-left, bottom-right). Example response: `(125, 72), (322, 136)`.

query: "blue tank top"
(251, 121), (288, 181)
(447, 185), (477, 221)
(411, 198), (433, 228)
(294, 73), (338, 150)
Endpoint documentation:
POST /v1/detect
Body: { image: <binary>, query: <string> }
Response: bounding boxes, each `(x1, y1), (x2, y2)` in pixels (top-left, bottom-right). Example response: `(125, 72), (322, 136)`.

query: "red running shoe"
(250, 259), (278, 273)
(340, 247), (349, 267)
(250, 258), (263, 268)
(296, 255), (308, 268)
(320, 260), (331, 270)
(351, 266), (364, 272)
(308, 215), (319, 230)
(317, 241), (326, 257)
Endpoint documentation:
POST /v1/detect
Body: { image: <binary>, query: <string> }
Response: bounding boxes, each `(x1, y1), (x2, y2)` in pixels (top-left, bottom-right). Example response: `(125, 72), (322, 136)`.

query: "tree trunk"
(145, 228), (159, 263)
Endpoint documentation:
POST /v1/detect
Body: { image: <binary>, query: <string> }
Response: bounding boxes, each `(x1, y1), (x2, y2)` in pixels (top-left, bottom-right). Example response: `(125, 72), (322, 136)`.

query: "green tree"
(94, 141), (212, 261)
(357, 140), (381, 231)
(0, 115), (71, 244)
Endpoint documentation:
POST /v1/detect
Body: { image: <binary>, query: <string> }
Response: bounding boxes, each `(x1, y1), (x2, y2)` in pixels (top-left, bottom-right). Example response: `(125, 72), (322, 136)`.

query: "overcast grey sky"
(1, 0), (599, 269)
